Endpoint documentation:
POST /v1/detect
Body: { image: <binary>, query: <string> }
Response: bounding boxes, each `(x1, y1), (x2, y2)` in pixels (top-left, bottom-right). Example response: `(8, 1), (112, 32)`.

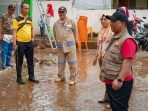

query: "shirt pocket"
(65, 24), (72, 33)
(110, 46), (122, 63)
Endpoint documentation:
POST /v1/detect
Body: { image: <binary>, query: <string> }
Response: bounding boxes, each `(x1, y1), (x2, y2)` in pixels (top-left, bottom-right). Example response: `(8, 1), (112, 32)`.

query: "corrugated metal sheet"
(0, 5), (21, 16)
(0, 0), (22, 16)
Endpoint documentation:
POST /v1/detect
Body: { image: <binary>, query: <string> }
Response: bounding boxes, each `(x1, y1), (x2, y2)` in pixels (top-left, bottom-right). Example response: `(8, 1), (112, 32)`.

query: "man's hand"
(0, 22), (2, 41)
(112, 79), (123, 90)
(76, 38), (79, 43)
(99, 74), (105, 82)
(92, 58), (97, 66)
(32, 37), (34, 42)
(13, 43), (17, 51)
(0, 35), (2, 41)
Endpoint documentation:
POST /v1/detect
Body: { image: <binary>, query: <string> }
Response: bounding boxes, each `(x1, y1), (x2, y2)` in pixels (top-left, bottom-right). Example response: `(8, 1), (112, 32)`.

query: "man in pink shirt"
(100, 12), (137, 111)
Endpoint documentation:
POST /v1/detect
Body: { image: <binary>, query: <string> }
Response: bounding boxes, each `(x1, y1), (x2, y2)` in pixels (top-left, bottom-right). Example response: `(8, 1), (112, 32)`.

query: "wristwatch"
(117, 78), (123, 83)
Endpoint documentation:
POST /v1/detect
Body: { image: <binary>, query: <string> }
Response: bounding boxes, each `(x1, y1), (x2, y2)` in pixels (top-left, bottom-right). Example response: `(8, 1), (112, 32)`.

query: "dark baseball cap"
(58, 6), (67, 12)
(8, 4), (16, 9)
(106, 12), (128, 24)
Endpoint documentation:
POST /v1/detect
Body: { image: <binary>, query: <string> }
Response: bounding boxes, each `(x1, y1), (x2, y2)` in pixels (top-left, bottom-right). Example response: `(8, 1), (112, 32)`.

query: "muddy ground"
(0, 48), (148, 111)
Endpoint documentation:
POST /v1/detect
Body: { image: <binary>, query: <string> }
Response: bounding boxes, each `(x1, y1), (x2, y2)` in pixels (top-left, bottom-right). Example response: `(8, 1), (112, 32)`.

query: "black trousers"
(15, 41), (34, 80)
(106, 79), (133, 111)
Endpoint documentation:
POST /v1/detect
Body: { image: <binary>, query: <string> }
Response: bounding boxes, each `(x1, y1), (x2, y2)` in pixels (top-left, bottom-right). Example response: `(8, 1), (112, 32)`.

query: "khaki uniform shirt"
(53, 18), (77, 53)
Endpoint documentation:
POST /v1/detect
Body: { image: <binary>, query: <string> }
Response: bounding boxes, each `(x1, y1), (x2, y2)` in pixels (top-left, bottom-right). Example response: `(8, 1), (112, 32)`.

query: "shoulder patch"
(0, 14), (7, 22)
(28, 17), (32, 21)
(2, 13), (6, 17)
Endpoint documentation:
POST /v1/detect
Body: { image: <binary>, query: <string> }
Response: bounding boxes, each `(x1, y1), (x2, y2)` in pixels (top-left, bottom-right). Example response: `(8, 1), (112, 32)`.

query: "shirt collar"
(114, 28), (128, 39)
(20, 13), (28, 18)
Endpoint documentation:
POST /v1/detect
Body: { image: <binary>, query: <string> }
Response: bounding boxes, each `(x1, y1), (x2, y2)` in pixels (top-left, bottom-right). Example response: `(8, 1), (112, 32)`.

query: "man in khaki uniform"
(53, 6), (77, 85)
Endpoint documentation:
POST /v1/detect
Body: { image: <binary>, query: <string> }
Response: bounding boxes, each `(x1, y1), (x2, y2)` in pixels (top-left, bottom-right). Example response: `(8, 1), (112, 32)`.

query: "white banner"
(72, 0), (112, 10)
